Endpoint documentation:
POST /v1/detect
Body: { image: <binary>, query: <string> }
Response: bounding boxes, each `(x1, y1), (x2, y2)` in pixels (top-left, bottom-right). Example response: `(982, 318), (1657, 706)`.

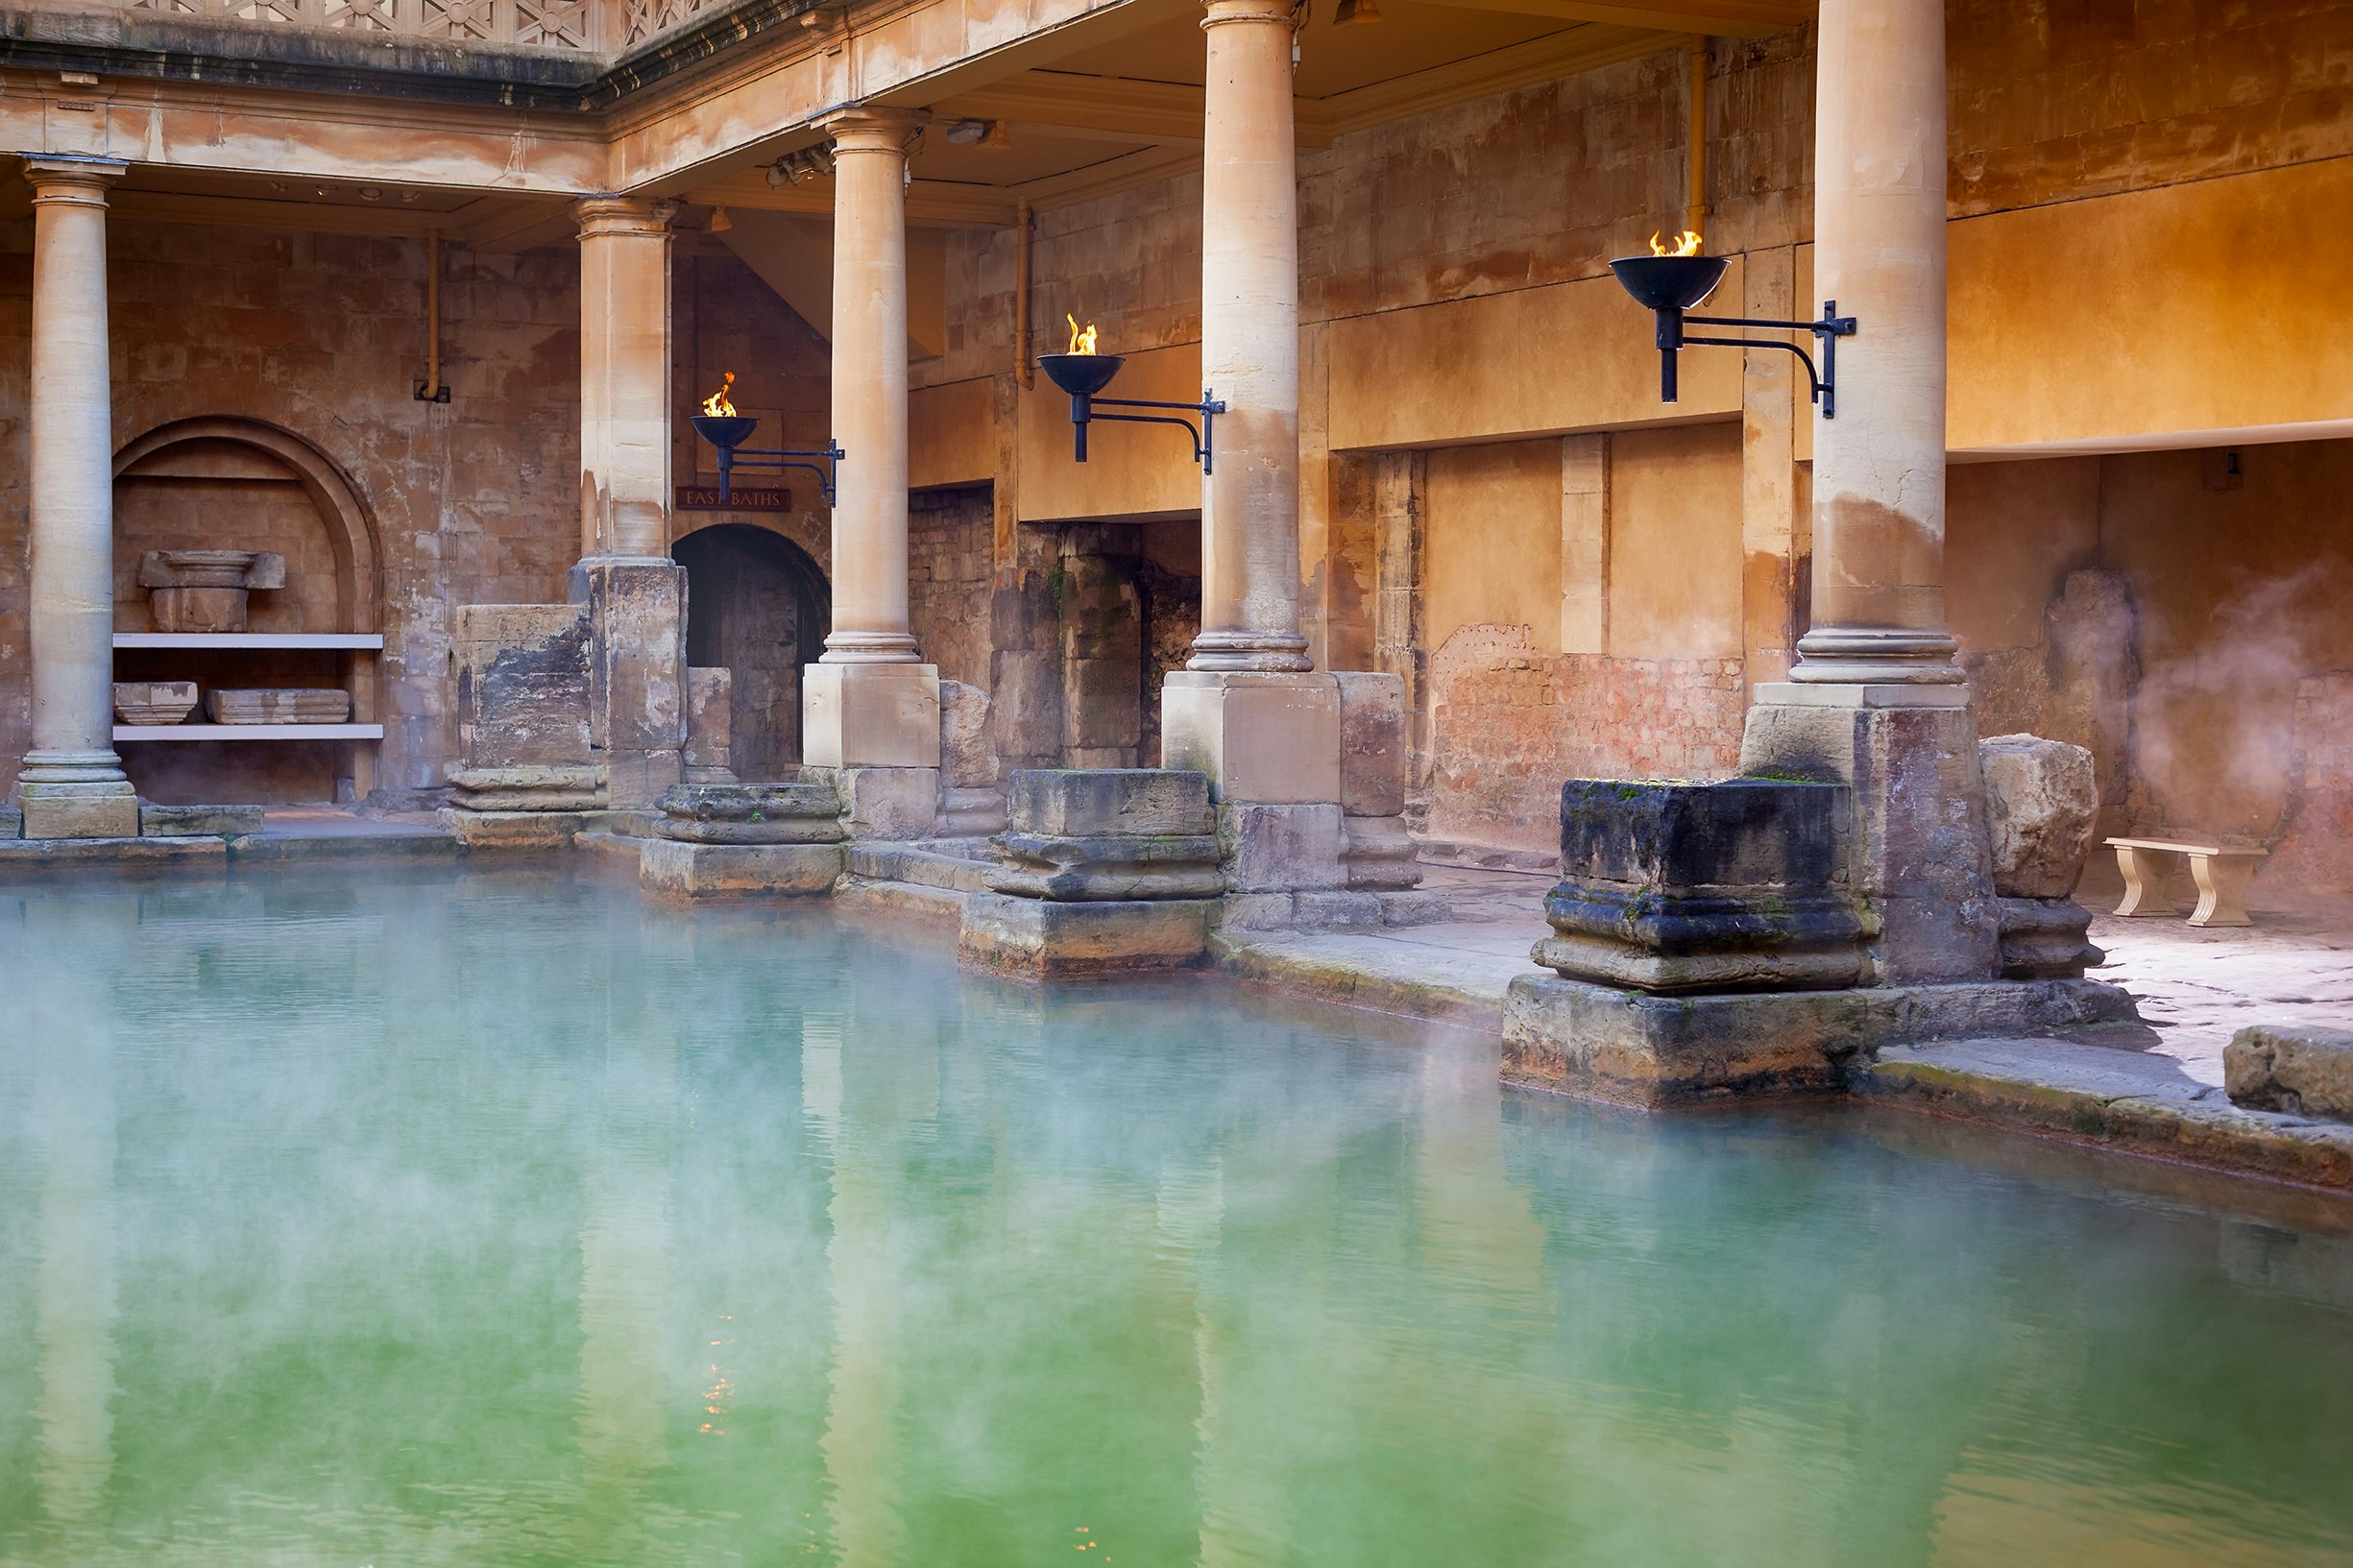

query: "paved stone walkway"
(1214, 859), (2353, 1192)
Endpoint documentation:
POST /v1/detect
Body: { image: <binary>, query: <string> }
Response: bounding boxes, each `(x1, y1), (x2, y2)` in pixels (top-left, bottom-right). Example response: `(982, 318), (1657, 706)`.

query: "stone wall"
(0, 223), (832, 805)
(910, 484), (993, 690)
(1424, 627), (1746, 855)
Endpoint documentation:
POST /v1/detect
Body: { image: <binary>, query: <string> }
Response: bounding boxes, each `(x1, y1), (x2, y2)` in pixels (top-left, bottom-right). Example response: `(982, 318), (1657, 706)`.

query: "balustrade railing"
(115, 0), (734, 53)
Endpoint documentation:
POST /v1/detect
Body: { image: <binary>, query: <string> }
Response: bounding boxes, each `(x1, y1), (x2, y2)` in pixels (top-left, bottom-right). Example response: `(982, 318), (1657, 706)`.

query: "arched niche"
(672, 523), (831, 779)
(111, 418), (381, 635)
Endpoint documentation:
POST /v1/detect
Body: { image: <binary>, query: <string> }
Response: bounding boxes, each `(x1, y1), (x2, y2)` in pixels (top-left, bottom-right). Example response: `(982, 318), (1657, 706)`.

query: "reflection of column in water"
(577, 956), (680, 1496)
(812, 1007), (903, 1568)
(32, 905), (119, 1532)
(1156, 1156), (1242, 1568)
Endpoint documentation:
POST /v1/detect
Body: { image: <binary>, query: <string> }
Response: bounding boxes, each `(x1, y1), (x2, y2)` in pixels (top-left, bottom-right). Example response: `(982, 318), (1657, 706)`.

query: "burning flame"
(701, 372), (738, 417)
(1649, 229), (1705, 258)
(1065, 314), (1100, 355)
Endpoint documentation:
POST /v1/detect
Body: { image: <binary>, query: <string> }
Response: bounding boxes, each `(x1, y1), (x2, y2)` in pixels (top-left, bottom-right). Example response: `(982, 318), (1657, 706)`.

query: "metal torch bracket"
(1067, 390), (1227, 473)
(1675, 300), (1858, 418)
(713, 441), (847, 505)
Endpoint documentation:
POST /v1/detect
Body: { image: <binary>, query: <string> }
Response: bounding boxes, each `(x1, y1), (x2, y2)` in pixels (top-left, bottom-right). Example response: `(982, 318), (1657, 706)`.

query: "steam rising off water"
(2, 865), (2349, 1566)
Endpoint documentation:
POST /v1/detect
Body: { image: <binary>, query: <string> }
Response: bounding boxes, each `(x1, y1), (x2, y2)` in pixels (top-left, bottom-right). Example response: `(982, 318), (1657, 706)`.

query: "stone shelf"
(114, 723), (386, 742)
(113, 633), (385, 650)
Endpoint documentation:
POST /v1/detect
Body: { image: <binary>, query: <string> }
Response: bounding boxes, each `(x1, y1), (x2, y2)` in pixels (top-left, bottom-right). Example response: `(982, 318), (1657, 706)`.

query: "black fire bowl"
(1038, 352), (1126, 398)
(1609, 253), (1730, 313)
(692, 413), (760, 448)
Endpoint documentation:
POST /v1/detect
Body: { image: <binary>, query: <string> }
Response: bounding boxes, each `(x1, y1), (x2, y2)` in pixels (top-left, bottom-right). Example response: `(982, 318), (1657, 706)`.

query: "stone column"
(1742, 0), (1999, 983)
(576, 196), (675, 562)
(802, 108), (940, 833)
(1162, 0), (1344, 840)
(1786, 0), (1958, 689)
(18, 157), (135, 841)
(1188, 0), (1307, 676)
(574, 196), (688, 808)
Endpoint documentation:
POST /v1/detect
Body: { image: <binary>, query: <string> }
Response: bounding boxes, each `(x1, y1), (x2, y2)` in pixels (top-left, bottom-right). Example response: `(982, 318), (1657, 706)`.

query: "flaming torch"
(692, 371), (758, 449)
(1607, 229), (1856, 416)
(1034, 313), (1226, 471)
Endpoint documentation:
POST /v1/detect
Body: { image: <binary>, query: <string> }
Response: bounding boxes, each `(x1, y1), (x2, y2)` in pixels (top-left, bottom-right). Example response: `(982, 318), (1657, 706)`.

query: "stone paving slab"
(1869, 1036), (2353, 1192)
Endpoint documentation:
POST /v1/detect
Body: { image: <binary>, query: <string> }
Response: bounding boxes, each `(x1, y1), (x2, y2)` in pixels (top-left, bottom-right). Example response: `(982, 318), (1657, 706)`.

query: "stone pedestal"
(1533, 778), (1870, 994)
(639, 782), (846, 898)
(1162, 670), (1339, 803)
(802, 662), (941, 770)
(1740, 684), (2001, 984)
(137, 549), (284, 634)
(804, 763), (939, 841)
(960, 768), (1222, 976)
(1336, 672), (1420, 891)
(583, 557), (688, 809)
(21, 785), (139, 842)
(1979, 733), (2102, 978)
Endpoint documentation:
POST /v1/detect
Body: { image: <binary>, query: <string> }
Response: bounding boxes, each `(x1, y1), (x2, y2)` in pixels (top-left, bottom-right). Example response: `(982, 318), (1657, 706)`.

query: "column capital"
(572, 194), (677, 241)
(1201, 0), (1295, 29)
(21, 156), (126, 205)
(816, 105), (929, 156)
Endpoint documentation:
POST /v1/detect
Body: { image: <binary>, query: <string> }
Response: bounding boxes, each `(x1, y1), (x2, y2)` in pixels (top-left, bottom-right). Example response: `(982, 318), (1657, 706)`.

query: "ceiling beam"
(1395, 0), (1808, 34)
(688, 170), (1023, 229)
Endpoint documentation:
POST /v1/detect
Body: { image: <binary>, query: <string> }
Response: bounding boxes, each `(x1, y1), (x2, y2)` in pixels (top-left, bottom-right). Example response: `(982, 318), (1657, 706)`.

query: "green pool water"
(2, 864), (2350, 1568)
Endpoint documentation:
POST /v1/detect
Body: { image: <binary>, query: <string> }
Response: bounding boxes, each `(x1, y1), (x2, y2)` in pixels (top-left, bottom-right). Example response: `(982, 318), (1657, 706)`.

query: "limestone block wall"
(0, 224), (583, 801)
(0, 223), (832, 803)
(909, 484), (993, 691)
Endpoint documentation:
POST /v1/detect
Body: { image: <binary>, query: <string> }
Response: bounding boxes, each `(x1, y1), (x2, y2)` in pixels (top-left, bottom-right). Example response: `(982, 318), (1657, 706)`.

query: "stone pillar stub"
(575, 196), (675, 562)
(1789, 0), (1961, 687)
(19, 156), (133, 839)
(584, 558), (688, 809)
(1741, 686), (2001, 984)
(1162, 670), (1339, 805)
(1190, 0), (1310, 673)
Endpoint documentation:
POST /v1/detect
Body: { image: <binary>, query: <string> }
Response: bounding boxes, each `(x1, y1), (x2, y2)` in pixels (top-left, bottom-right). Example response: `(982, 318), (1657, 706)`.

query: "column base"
(802, 663), (940, 769)
(1161, 670), (1339, 804)
(1740, 688), (2002, 984)
(19, 779), (139, 840)
(804, 763), (940, 841)
(1786, 627), (1966, 687)
(1185, 628), (1313, 673)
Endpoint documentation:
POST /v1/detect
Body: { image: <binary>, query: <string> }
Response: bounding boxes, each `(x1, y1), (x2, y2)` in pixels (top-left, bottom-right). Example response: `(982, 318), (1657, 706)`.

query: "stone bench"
(2106, 837), (2267, 928)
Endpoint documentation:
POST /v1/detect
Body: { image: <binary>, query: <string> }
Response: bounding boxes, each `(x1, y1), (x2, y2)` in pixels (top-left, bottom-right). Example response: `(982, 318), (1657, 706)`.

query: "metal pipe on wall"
(1685, 38), (1710, 240)
(1015, 199), (1034, 389)
(416, 229), (449, 403)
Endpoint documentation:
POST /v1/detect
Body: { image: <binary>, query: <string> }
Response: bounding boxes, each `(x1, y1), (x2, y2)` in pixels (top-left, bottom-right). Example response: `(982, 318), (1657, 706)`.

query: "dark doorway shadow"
(673, 524), (830, 780)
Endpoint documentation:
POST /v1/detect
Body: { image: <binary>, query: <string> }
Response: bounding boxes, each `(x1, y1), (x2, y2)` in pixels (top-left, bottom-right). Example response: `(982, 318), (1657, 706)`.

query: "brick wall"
(1423, 625), (1746, 854)
(910, 484), (994, 689)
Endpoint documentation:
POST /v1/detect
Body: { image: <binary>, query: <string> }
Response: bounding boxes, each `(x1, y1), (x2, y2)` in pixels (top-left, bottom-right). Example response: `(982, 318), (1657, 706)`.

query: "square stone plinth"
(1503, 972), (2138, 1109)
(958, 891), (1216, 977)
(1161, 671), (1340, 805)
(21, 783), (140, 840)
(640, 838), (843, 899)
(803, 663), (942, 769)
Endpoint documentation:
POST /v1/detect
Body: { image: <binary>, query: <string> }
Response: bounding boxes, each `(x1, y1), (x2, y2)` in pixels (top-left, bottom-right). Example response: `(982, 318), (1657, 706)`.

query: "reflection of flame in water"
(701, 372), (738, 417)
(1065, 315), (1100, 355)
(1648, 229), (1705, 257)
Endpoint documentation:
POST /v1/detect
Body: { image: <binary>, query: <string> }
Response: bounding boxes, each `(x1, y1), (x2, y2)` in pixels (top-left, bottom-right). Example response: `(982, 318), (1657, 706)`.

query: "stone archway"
(672, 524), (831, 780)
(107, 418), (386, 805)
(112, 417), (381, 634)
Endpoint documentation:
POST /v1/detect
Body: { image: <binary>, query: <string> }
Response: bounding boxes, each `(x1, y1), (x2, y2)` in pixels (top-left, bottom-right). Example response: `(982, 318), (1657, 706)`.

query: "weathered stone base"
(958, 890), (1216, 977)
(0, 834), (227, 869)
(639, 838), (844, 899)
(438, 808), (597, 849)
(803, 764), (940, 841)
(20, 781), (141, 840)
(139, 802), (266, 838)
(2226, 1025), (2353, 1122)
(1502, 973), (2139, 1108)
